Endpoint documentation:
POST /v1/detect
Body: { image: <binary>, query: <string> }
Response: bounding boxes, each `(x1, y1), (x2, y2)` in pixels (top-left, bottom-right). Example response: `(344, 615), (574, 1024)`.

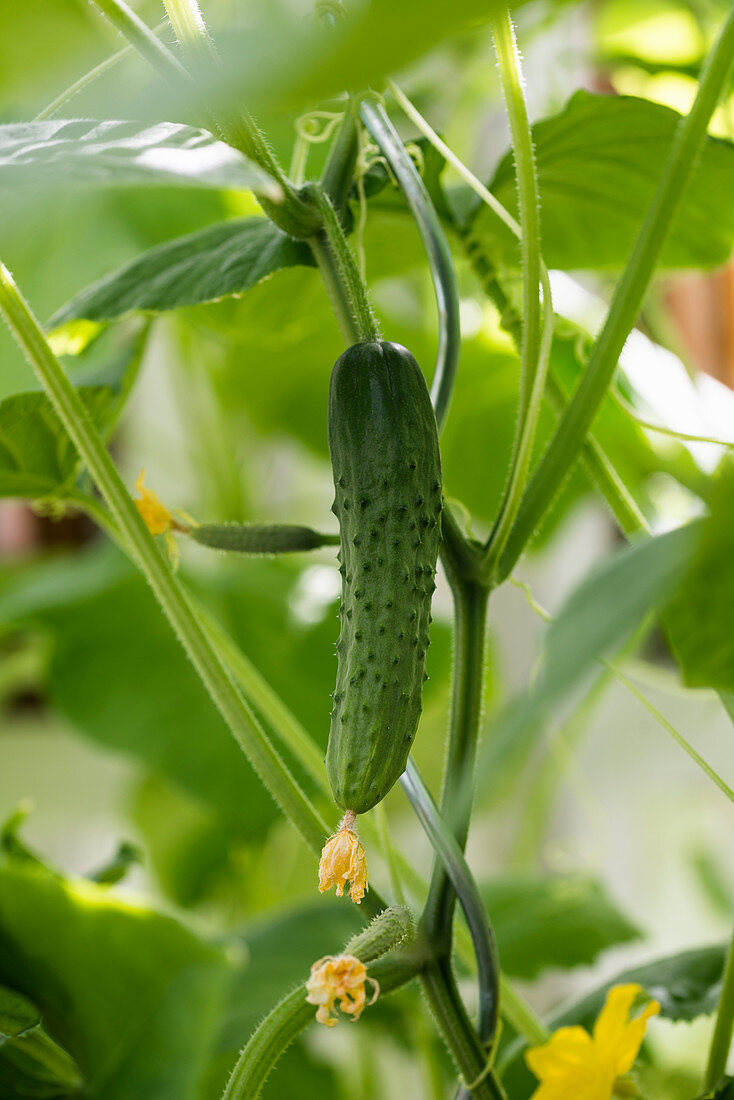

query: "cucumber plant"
(1, 2), (734, 1099)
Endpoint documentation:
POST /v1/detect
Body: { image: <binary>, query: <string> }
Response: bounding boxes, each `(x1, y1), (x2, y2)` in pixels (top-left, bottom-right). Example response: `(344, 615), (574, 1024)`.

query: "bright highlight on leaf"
(526, 983), (660, 1099)
(305, 953), (378, 1027)
(318, 816), (368, 904)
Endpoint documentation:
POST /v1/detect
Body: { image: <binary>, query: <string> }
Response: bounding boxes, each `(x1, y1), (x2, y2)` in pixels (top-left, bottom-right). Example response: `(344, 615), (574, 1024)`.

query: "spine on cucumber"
(327, 340), (442, 815)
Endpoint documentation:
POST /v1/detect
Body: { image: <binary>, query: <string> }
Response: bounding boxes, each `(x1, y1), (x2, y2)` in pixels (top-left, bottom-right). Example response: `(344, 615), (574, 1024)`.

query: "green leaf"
(477, 523), (697, 803)
(0, 985), (38, 1042)
(482, 874), (640, 980)
(0, 323), (146, 501)
(49, 218), (314, 327)
(0, 120), (276, 196)
(478, 91), (734, 270)
(0, 387), (114, 500)
(0, 848), (232, 1100)
(664, 464), (734, 691)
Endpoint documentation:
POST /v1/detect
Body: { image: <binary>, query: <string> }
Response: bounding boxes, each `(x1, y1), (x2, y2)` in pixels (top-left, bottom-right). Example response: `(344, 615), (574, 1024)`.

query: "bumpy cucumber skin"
(327, 341), (442, 814)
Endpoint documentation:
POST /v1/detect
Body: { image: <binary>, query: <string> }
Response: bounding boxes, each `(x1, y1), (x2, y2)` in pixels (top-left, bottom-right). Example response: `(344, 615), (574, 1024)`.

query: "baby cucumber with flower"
(327, 340), (442, 815)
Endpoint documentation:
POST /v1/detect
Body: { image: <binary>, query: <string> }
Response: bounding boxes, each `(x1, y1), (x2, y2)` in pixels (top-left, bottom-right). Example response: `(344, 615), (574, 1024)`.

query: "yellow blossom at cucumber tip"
(305, 953), (379, 1027)
(526, 983), (660, 1100)
(135, 469), (177, 536)
(318, 819), (368, 904)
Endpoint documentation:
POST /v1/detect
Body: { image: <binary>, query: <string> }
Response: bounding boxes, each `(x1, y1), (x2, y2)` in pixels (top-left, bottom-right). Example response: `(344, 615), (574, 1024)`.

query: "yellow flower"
(305, 954), (379, 1027)
(318, 816), (368, 904)
(134, 470), (194, 568)
(526, 983), (660, 1100)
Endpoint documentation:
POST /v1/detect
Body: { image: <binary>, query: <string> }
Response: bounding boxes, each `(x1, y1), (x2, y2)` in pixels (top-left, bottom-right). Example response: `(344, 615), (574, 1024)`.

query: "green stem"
(402, 761), (500, 1048)
(92, 0), (191, 86)
(360, 97), (461, 432)
(497, 5), (734, 582)
(309, 186), (380, 343)
(420, 960), (507, 1099)
(0, 263), (328, 857)
(705, 924), (734, 1088)
(224, 913), (422, 1100)
(320, 99), (360, 217)
(423, 572), (489, 951)
(483, 7), (552, 580)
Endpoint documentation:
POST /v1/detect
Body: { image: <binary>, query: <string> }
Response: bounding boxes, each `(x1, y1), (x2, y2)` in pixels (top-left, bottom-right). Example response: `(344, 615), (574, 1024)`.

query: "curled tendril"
(295, 111), (344, 145)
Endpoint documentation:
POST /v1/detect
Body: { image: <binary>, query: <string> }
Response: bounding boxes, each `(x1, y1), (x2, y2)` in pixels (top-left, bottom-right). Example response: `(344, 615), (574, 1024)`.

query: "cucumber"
(326, 340), (442, 814)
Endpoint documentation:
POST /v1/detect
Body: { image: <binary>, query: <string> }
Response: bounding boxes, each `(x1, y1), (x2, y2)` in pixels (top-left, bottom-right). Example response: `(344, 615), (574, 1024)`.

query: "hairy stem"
(497, 5), (734, 581)
(309, 185), (379, 342)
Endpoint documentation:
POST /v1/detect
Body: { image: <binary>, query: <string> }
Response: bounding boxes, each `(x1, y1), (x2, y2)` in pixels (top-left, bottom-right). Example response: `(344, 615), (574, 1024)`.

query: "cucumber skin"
(327, 341), (442, 814)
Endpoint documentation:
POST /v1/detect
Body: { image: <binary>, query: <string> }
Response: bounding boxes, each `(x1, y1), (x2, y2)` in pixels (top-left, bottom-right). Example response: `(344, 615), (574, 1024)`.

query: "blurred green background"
(2, 1), (734, 1097)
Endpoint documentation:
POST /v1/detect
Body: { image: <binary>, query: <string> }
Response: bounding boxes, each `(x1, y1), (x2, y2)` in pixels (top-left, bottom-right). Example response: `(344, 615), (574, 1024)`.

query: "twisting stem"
(423, 568), (489, 950)
(497, 4), (734, 582)
(401, 762), (500, 1049)
(360, 97), (461, 432)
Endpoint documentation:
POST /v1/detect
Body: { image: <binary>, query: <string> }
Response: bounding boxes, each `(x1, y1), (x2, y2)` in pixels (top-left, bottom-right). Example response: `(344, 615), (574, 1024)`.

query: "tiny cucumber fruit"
(190, 522), (339, 554)
(327, 340), (442, 814)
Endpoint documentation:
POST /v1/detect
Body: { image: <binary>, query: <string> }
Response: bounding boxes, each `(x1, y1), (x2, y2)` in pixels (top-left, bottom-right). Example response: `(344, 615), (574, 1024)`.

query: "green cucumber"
(327, 340), (442, 814)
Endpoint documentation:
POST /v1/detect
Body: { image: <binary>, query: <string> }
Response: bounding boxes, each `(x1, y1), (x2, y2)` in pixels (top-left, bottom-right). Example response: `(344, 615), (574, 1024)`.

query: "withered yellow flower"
(318, 814), (368, 904)
(305, 953), (379, 1027)
(526, 983), (660, 1100)
(135, 469), (180, 536)
(134, 469), (193, 569)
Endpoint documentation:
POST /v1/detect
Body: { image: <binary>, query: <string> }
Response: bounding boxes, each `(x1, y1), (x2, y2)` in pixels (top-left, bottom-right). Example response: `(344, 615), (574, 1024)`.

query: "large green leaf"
(483, 874), (640, 980)
(49, 218), (314, 327)
(477, 522), (698, 804)
(0, 387), (113, 500)
(664, 464), (734, 691)
(0, 847), (232, 1100)
(0, 324), (145, 501)
(477, 91), (734, 271)
(0, 120), (275, 195)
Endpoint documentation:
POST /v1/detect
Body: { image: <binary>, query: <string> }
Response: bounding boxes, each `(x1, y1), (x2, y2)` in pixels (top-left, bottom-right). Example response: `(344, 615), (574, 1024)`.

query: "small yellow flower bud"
(318, 813), (368, 904)
(305, 954), (379, 1027)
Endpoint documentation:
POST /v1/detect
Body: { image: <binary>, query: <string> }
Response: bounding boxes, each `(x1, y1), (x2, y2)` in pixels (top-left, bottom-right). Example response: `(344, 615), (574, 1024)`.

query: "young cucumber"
(327, 340), (442, 814)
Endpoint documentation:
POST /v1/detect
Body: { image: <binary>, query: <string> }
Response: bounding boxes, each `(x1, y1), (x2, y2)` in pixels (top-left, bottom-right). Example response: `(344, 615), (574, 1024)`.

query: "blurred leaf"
(0, 983), (83, 1100)
(0, 388), (113, 501)
(0, 548), (279, 839)
(0, 985), (38, 1042)
(0, 120), (275, 196)
(212, 0), (498, 121)
(482, 874), (640, 980)
(0, 846), (232, 1100)
(477, 91), (734, 271)
(131, 774), (236, 908)
(49, 219), (314, 327)
(502, 944), (726, 1098)
(477, 522), (697, 804)
(694, 1079), (734, 1100)
(664, 464), (734, 691)
(0, 323), (145, 501)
